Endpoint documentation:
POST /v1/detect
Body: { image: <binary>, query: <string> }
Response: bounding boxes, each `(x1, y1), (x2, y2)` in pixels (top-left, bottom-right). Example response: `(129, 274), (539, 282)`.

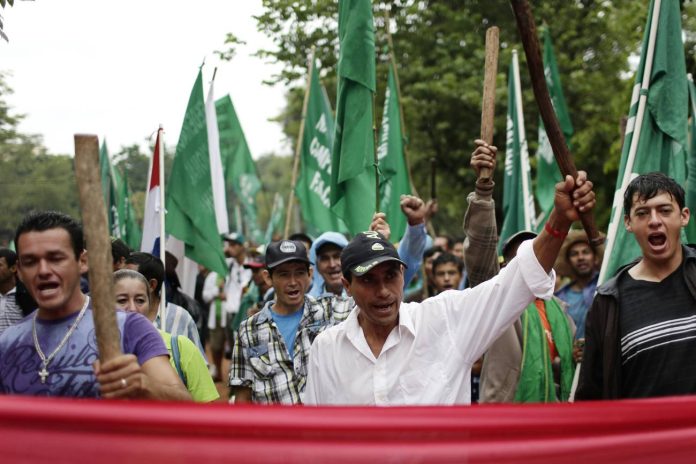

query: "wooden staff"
(478, 26), (500, 182)
(510, 0), (603, 247)
(74, 134), (122, 363)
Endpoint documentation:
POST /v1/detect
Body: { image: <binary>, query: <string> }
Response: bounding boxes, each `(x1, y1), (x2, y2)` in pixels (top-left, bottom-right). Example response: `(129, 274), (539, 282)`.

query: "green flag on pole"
(295, 57), (348, 237)
(118, 171), (142, 249)
(98, 140), (120, 237)
(330, 0), (377, 235)
(264, 192), (285, 244)
(377, 61), (411, 243)
(499, 50), (537, 254)
(215, 94), (264, 244)
(599, 0), (688, 282)
(535, 27), (574, 229)
(166, 69), (228, 276)
(686, 74), (696, 244)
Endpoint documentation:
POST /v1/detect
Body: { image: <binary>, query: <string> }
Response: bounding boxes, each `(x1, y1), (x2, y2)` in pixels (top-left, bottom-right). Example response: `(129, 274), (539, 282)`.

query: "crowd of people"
(0, 139), (693, 406)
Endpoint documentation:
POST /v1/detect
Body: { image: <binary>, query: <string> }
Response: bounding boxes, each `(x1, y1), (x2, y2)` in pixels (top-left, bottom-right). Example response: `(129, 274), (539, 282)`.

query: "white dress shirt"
(202, 258), (251, 330)
(304, 240), (554, 405)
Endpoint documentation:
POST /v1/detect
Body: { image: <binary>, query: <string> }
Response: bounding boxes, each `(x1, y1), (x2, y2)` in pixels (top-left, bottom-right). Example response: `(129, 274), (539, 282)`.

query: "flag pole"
(385, 9), (417, 197)
(284, 48), (315, 239)
(512, 50), (534, 230)
(598, 0), (661, 283)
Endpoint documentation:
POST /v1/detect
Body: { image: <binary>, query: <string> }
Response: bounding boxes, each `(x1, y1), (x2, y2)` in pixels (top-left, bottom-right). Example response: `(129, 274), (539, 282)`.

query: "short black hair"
(0, 248), (17, 267)
(623, 172), (685, 216)
(423, 246), (444, 261)
(289, 232), (313, 248)
(432, 252), (464, 274)
(15, 211), (84, 259)
(111, 238), (131, 265)
(125, 252), (164, 296)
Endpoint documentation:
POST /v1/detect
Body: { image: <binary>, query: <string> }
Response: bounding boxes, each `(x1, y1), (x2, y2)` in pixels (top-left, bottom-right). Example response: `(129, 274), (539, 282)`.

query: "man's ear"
(79, 250), (89, 274)
(624, 214), (633, 233)
(341, 275), (352, 297)
(681, 207), (690, 228)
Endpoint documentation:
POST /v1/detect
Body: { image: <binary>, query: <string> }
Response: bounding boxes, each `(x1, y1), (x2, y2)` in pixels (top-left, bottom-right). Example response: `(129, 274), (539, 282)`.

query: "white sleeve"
(423, 239), (554, 364)
(303, 338), (322, 405)
(202, 272), (219, 304)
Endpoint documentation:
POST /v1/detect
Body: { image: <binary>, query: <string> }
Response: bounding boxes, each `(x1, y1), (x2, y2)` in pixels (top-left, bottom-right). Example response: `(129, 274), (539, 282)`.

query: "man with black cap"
(229, 239), (352, 404)
(304, 172), (595, 405)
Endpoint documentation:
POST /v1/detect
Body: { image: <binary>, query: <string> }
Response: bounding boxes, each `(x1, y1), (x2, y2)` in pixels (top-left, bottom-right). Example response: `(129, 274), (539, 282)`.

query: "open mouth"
(286, 289), (301, 298)
(36, 282), (60, 296)
(373, 302), (394, 314)
(648, 233), (667, 248)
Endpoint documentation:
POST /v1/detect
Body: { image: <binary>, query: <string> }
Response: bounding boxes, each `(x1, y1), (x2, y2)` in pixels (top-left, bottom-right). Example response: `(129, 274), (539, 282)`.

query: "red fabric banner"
(1, 395), (696, 463)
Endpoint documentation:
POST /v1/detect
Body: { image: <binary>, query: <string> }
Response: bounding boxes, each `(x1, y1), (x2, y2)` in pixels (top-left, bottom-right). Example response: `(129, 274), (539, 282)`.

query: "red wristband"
(544, 221), (568, 239)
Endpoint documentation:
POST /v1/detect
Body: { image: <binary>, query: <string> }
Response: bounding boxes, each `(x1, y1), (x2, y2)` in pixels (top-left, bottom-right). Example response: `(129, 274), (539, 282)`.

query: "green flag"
(599, 0), (688, 282)
(118, 171), (142, 249)
(535, 27), (574, 230)
(264, 193), (285, 244)
(377, 61), (412, 243)
(686, 74), (696, 244)
(166, 70), (228, 276)
(215, 94), (264, 244)
(499, 51), (537, 254)
(98, 140), (120, 237)
(295, 57), (348, 237)
(330, 0), (377, 235)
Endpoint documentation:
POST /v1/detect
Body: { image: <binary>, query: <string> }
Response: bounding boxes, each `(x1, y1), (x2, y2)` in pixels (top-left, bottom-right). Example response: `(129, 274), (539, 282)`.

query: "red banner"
(1, 395), (696, 463)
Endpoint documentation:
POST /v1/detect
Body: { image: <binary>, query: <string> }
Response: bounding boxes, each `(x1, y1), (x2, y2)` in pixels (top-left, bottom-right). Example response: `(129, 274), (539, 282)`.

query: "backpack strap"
(171, 335), (187, 387)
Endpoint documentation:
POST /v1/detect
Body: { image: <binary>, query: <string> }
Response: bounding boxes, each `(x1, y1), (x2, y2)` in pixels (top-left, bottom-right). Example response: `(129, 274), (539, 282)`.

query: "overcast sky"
(1, 0), (289, 158)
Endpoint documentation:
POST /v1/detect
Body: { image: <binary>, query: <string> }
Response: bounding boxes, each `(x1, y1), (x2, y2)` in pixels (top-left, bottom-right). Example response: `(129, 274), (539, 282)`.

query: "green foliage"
(251, 0), (686, 235)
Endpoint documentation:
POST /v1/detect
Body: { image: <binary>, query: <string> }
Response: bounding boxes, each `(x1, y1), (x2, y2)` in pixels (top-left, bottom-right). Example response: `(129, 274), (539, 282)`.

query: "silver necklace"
(32, 296), (90, 384)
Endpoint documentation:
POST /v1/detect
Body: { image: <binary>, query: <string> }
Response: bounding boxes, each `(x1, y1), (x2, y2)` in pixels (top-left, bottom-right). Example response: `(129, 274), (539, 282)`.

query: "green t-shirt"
(158, 330), (219, 403)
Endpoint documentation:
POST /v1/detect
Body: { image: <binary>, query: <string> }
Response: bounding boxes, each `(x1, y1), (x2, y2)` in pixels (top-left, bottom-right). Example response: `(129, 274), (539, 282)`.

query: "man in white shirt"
(304, 173), (596, 405)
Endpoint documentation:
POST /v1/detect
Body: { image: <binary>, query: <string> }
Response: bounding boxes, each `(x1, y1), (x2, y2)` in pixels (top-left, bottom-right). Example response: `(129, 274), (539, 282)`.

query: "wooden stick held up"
(478, 26), (500, 183)
(74, 134), (122, 363)
(510, 0), (603, 247)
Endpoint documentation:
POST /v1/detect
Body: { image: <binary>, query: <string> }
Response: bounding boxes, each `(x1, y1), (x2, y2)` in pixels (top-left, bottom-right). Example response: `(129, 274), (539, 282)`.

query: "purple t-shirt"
(0, 306), (167, 397)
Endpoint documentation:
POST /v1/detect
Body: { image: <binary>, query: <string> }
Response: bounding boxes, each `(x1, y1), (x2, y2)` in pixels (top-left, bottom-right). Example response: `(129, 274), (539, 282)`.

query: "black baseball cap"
(243, 254), (266, 269)
(341, 231), (407, 276)
(501, 231), (537, 259)
(265, 240), (310, 270)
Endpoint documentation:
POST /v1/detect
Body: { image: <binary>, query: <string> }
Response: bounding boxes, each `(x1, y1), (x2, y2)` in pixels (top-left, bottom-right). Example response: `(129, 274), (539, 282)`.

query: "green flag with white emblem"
(377, 60), (411, 243)
(599, 0), (688, 282)
(535, 27), (574, 230)
(499, 50), (536, 254)
(686, 74), (696, 244)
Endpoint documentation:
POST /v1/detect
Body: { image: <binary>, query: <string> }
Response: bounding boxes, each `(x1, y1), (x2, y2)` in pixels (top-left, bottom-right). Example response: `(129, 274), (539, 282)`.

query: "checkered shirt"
(229, 293), (353, 404)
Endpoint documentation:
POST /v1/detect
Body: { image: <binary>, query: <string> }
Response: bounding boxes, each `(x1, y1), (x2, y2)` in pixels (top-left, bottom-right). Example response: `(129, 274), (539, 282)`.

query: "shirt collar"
(345, 302), (415, 341)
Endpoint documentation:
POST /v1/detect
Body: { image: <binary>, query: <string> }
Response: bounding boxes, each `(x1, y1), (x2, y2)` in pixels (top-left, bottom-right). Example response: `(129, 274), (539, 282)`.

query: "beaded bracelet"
(544, 221), (568, 239)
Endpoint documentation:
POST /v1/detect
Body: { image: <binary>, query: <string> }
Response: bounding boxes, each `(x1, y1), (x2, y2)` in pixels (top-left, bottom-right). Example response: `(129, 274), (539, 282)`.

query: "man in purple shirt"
(0, 211), (190, 400)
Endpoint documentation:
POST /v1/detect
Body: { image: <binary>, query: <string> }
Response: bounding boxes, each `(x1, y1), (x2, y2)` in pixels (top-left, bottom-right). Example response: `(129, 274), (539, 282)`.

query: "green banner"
(535, 27), (574, 229)
(295, 58), (348, 237)
(98, 140), (119, 237)
(686, 75), (696, 244)
(377, 61), (411, 243)
(264, 192), (285, 244)
(215, 94), (264, 244)
(499, 51), (536, 254)
(165, 69), (228, 276)
(599, 0), (688, 282)
(330, 0), (377, 235)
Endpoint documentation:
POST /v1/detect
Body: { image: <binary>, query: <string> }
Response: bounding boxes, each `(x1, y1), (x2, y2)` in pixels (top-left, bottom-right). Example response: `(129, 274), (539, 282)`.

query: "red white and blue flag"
(141, 127), (165, 260)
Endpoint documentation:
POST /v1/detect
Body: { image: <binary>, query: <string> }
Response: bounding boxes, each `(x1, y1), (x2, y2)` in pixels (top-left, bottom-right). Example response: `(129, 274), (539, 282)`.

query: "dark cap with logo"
(265, 240), (310, 269)
(340, 231), (407, 276)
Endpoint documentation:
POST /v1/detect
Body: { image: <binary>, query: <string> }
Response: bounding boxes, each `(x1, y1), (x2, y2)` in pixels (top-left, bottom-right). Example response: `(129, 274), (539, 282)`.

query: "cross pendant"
(38, 367), (49, 384)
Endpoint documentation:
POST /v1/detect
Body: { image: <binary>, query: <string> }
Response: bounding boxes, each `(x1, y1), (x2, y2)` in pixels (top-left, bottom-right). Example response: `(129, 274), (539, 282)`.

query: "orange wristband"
(544, 221), (567, 239)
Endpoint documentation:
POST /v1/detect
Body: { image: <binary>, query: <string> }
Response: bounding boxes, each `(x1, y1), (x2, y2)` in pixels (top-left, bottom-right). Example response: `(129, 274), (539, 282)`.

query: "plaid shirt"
(229, 293), (353, 404)
(0, 288), (22, 336)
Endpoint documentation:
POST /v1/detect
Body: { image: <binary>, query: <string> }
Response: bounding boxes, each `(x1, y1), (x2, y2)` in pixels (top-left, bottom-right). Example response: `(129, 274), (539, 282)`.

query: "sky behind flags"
(295, 56), (348, 238)
(377, 61), (412, 243)
(499, 50), (536, 253)
(599, 0), (688, 283)
(165, 69), (228, 277)
(330, 0), (377, 235)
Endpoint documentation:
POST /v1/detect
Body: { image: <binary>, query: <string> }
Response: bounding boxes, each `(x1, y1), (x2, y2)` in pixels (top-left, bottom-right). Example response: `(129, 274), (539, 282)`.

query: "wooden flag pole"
(478, 26), (500, 182)
(74, 134), (122, 363)
(510, 0), (603, 247)
(284, 48), (315, 239)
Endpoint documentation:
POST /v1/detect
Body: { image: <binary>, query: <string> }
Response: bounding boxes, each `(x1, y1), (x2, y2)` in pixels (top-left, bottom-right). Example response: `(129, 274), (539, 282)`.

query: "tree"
(251, 1), (671, 235)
